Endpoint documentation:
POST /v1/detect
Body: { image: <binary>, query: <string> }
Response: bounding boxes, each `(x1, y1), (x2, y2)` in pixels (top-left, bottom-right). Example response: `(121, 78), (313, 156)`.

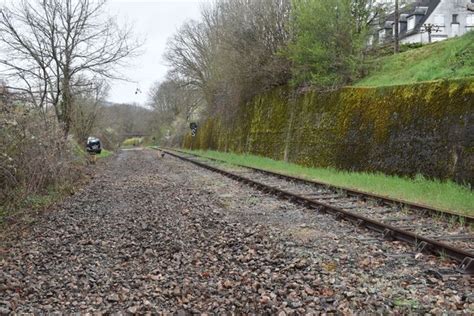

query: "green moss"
(184, 79), (474, 185)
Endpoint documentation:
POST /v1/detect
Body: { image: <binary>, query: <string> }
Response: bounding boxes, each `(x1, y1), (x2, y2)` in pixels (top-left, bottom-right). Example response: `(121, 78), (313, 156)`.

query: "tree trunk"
(60, 73), (73, 138)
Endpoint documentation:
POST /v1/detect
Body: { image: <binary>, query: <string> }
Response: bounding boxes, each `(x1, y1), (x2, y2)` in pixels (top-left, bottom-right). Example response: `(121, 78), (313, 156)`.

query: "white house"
(377, 0), (474, 45)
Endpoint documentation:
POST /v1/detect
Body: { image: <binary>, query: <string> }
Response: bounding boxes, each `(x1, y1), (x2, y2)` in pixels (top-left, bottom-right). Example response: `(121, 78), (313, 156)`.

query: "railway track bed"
(161, 148), (474, 275)
(3, 148), (473, 313)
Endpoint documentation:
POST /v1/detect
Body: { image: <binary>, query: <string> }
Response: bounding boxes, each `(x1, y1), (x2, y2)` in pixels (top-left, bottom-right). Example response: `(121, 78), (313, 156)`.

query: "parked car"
(86, 137), (102, 154)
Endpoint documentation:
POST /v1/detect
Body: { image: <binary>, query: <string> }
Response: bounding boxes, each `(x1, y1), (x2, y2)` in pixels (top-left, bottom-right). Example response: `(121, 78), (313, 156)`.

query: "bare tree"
(421, 23), (441, 43)
(149, 78), (203, 121)
(214, 0), (291, 90)
(0, 0), (141, 136)
(164, 0), (292, 124)
(164, 19), (217, 102)
(71, 79), (109, 143)
(351, 0), (387, 34)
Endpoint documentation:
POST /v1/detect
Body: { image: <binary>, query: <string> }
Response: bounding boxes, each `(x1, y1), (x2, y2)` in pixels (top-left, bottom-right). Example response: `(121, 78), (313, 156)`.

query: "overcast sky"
(106, 0), (208, 105)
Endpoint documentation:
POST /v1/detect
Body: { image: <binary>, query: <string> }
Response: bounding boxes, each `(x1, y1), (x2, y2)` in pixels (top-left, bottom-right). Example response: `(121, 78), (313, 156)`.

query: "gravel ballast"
(1, 148), (472, 314)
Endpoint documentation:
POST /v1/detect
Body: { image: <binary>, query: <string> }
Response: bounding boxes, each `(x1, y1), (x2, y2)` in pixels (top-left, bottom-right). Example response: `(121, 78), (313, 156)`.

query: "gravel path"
(1, 148), (473, 314)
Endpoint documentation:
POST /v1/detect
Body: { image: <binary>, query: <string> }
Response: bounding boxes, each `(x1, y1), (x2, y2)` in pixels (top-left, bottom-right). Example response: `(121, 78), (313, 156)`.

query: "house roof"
(409, 6), (429, 17)
(379, 0), (442, 38)
(406, 0), (441, 36)
(384, 21), (394, 29)
(399, 14), (409, 22)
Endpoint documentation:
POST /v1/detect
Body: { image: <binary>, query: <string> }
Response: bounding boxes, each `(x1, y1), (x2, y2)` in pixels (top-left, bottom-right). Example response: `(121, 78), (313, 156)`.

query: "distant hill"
(355, 31), (474, 87)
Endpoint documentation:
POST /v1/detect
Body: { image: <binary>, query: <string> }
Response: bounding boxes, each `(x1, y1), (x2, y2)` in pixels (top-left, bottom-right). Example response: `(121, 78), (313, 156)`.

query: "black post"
(394, 0), (400, 53)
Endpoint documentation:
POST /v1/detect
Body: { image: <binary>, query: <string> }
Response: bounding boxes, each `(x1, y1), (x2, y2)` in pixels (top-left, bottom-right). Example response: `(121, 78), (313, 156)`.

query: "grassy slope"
(185, 149), (473, 216)
(356, 32), (474, 87)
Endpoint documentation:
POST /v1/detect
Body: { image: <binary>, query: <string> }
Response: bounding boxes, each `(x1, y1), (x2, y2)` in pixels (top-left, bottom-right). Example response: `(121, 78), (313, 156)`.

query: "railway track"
(168, 149), (474, 225)
(158, 148), (474, 275)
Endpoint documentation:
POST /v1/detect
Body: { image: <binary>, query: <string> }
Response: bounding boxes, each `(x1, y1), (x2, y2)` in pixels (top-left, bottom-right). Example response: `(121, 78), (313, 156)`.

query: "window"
(379, 29), (386, 41)
(452, 14), (458, 24)
(467, 14), (474, 27)
(407, 16), (416, 30)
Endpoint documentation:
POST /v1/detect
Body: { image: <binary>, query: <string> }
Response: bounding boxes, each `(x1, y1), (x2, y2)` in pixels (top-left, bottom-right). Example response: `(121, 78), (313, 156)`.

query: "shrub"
(0, 100), (85, 217)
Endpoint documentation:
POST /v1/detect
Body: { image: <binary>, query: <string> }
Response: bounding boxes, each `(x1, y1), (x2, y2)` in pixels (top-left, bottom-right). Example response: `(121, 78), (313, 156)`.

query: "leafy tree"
(287, 0), (368, 88)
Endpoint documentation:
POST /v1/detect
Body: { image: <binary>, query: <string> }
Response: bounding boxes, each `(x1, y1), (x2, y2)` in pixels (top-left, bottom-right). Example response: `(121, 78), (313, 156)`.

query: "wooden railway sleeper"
(335, 213), (345, 220)
(383, 229), (394, 240)
(416, 241), (429, 253)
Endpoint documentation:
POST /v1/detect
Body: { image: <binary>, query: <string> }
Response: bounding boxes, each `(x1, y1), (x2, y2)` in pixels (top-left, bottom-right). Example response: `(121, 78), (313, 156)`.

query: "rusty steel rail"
(164, 148), (474, 226)
(161, 149), (474, 274)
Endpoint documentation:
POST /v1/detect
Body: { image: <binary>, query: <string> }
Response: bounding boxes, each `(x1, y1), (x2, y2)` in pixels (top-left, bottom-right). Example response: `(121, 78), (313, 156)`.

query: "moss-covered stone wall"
(183, 79), (474, 185)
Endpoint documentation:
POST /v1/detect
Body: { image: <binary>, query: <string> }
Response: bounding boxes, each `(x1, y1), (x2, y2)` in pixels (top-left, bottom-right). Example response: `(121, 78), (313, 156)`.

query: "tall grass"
(185, 149), (473, 216)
